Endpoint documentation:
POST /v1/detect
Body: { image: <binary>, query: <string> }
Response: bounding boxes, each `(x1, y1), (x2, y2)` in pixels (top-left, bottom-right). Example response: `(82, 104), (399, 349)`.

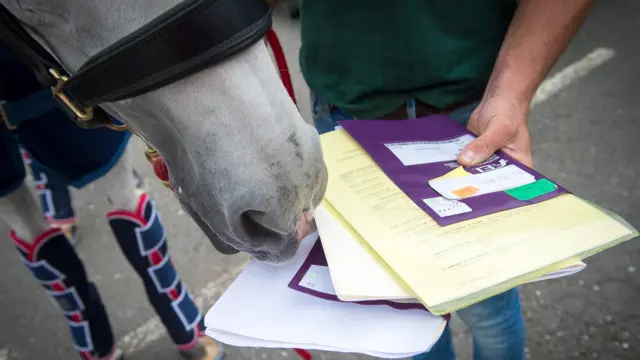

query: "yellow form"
(319, 129), (637, 315)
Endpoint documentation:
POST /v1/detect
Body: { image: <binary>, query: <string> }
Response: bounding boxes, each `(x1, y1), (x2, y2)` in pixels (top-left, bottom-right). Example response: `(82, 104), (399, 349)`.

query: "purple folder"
(339, 115), (569, 226)
(288, 239), (439, 314)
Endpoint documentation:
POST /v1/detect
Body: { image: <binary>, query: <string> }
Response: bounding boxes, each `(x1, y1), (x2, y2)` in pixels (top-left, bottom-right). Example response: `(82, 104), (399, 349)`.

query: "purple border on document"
(339, 115), (569, 226)
(288, 239), (452, 321)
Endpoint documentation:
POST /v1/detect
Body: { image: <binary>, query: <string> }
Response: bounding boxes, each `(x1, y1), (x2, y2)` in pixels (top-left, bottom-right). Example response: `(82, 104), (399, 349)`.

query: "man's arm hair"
(482, 0), (594, 109)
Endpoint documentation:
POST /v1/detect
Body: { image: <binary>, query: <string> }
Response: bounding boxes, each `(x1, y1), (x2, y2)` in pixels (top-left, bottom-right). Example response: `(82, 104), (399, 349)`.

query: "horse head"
(2, 0), (327, 263)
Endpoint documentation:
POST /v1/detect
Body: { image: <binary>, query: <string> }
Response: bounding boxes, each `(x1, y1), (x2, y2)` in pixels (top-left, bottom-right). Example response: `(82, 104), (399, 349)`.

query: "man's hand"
(457, 97), (534, 168)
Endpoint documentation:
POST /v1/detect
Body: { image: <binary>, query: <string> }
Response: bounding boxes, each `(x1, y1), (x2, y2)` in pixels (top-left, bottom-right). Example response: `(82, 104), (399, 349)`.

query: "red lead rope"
(294, 348), (313, 360)
(265, 28), (297, 105)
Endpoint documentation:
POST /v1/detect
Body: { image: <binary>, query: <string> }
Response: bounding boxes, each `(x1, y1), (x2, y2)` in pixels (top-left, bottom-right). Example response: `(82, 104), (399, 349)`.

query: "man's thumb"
(457, 135), (501, 166)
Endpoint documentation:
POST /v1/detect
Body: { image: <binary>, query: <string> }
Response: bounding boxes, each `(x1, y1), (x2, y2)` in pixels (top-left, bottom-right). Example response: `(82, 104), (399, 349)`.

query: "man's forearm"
(482, 0), (594, 110)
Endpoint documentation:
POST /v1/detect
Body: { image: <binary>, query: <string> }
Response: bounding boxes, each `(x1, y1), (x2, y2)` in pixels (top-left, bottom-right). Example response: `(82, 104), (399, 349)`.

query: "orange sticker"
(452, 186), (479, 198)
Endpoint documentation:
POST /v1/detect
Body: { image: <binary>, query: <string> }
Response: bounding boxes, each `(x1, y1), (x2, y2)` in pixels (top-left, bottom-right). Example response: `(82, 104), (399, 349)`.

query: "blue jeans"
(311, 94), (526, 360)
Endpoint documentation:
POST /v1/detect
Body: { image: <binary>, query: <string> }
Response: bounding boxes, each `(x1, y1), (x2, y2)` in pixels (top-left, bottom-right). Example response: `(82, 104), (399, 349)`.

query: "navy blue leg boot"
(107, 193), (223, 359)
(20, 147), (79, 245)
(10, 228), (120, 359)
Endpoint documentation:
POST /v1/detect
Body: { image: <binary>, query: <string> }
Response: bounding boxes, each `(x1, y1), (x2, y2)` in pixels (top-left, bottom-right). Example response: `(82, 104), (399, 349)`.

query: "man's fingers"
(458, 119), (517, 166)
(458, 135), (500, 166)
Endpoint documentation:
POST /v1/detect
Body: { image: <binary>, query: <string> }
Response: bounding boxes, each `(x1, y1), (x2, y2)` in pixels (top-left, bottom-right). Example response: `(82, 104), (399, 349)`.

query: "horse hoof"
(179, 337), (224, 360)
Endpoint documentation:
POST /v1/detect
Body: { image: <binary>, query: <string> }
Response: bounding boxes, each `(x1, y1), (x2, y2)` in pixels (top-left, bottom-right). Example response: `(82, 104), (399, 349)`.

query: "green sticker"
(505, 178), (558, 201)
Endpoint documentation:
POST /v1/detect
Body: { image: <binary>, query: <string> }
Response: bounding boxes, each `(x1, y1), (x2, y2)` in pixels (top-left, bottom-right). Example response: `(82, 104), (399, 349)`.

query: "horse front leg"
(100, 150), (223, 360)
(1, 182), (121, 359)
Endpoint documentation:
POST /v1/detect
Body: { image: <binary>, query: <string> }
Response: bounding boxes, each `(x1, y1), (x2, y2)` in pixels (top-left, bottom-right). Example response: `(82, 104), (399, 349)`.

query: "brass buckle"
(145, 145), (161, 163)
(106, 122), (131, 131)
(0, 100), (16, 130)
(49, 68), (94, 121)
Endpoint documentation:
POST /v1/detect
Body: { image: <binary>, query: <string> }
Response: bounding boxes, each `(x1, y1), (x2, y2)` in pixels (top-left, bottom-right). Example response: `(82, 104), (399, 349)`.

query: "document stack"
(205, 115), (637, 357)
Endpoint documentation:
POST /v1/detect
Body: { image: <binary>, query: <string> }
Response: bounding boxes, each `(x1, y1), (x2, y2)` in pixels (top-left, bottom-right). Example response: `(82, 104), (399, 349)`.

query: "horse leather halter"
(0, 0), (272, 129)
(0, 0), (272, 188)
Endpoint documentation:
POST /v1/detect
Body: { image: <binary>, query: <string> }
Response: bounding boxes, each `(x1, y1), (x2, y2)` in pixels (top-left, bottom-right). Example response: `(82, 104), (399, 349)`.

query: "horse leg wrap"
(10, 228), (116, 359)
(107, 193), (204, 349)
(21, 148), (76, 226)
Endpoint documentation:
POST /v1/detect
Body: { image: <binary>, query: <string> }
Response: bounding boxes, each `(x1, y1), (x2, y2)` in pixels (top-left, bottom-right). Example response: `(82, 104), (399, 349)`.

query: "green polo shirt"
(299, 0), (517, 119)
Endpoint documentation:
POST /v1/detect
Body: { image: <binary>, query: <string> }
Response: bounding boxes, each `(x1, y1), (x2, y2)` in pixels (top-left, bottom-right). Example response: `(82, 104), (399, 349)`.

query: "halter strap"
(61, 0), (272, 108)
(0, 0), (272, 128)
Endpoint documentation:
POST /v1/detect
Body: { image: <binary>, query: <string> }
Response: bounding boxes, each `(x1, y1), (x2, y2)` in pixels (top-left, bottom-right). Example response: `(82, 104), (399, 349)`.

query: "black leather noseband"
(0, 0), (272, 129)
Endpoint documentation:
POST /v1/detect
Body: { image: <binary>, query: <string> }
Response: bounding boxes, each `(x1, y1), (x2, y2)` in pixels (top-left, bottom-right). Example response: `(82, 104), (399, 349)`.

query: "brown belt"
(373, 95), (481, 120)
(377, 100), (441, 120)
(326, 93), (481, 121)
(329, 100), (441, 120)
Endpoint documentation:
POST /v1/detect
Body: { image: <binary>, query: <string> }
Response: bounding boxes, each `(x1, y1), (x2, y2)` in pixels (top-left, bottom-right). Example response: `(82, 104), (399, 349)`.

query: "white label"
(385, 134), (475, 166)
(423, 197), (473, 217)
(298, 265), (337, 295)
(429, 164), (536, 200)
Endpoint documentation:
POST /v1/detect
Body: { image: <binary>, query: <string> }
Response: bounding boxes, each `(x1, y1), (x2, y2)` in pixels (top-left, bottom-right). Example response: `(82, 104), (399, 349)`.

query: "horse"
(0, 0), (325, 358)
(0, 0), (327, 263)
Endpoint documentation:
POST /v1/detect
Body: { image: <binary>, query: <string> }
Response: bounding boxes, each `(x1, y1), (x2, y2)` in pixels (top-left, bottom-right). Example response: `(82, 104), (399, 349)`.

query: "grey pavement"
(1, 2), (639, 360)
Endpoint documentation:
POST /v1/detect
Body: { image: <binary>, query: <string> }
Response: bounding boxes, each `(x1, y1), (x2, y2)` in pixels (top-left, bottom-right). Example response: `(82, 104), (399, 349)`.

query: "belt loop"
(406, 98), (417, 119)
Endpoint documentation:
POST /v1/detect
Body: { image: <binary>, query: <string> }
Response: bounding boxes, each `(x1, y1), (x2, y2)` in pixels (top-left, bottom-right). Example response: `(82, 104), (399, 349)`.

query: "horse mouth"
(176, 197), (299, 263)
(177, 198), (240, 255)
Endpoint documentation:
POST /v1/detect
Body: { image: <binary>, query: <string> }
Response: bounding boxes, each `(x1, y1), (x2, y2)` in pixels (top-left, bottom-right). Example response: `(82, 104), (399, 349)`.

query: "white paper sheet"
(204, 234), (447, 358)
(298, 265), (337, 295)
(315, 204), (415, 301)
(528, 263), (586, 282)
(384, 134), (475, 166)
(423, 196), (473, 218)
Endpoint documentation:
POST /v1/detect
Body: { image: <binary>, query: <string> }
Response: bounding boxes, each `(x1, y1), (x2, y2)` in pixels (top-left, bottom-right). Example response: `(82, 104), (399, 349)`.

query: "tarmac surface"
(1, 2), (639, 359)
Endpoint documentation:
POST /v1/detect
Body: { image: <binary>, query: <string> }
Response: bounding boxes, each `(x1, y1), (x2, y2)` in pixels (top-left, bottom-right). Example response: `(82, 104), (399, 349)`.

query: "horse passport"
(319, 117), (637, 315)
(338, 115), (569, 226)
